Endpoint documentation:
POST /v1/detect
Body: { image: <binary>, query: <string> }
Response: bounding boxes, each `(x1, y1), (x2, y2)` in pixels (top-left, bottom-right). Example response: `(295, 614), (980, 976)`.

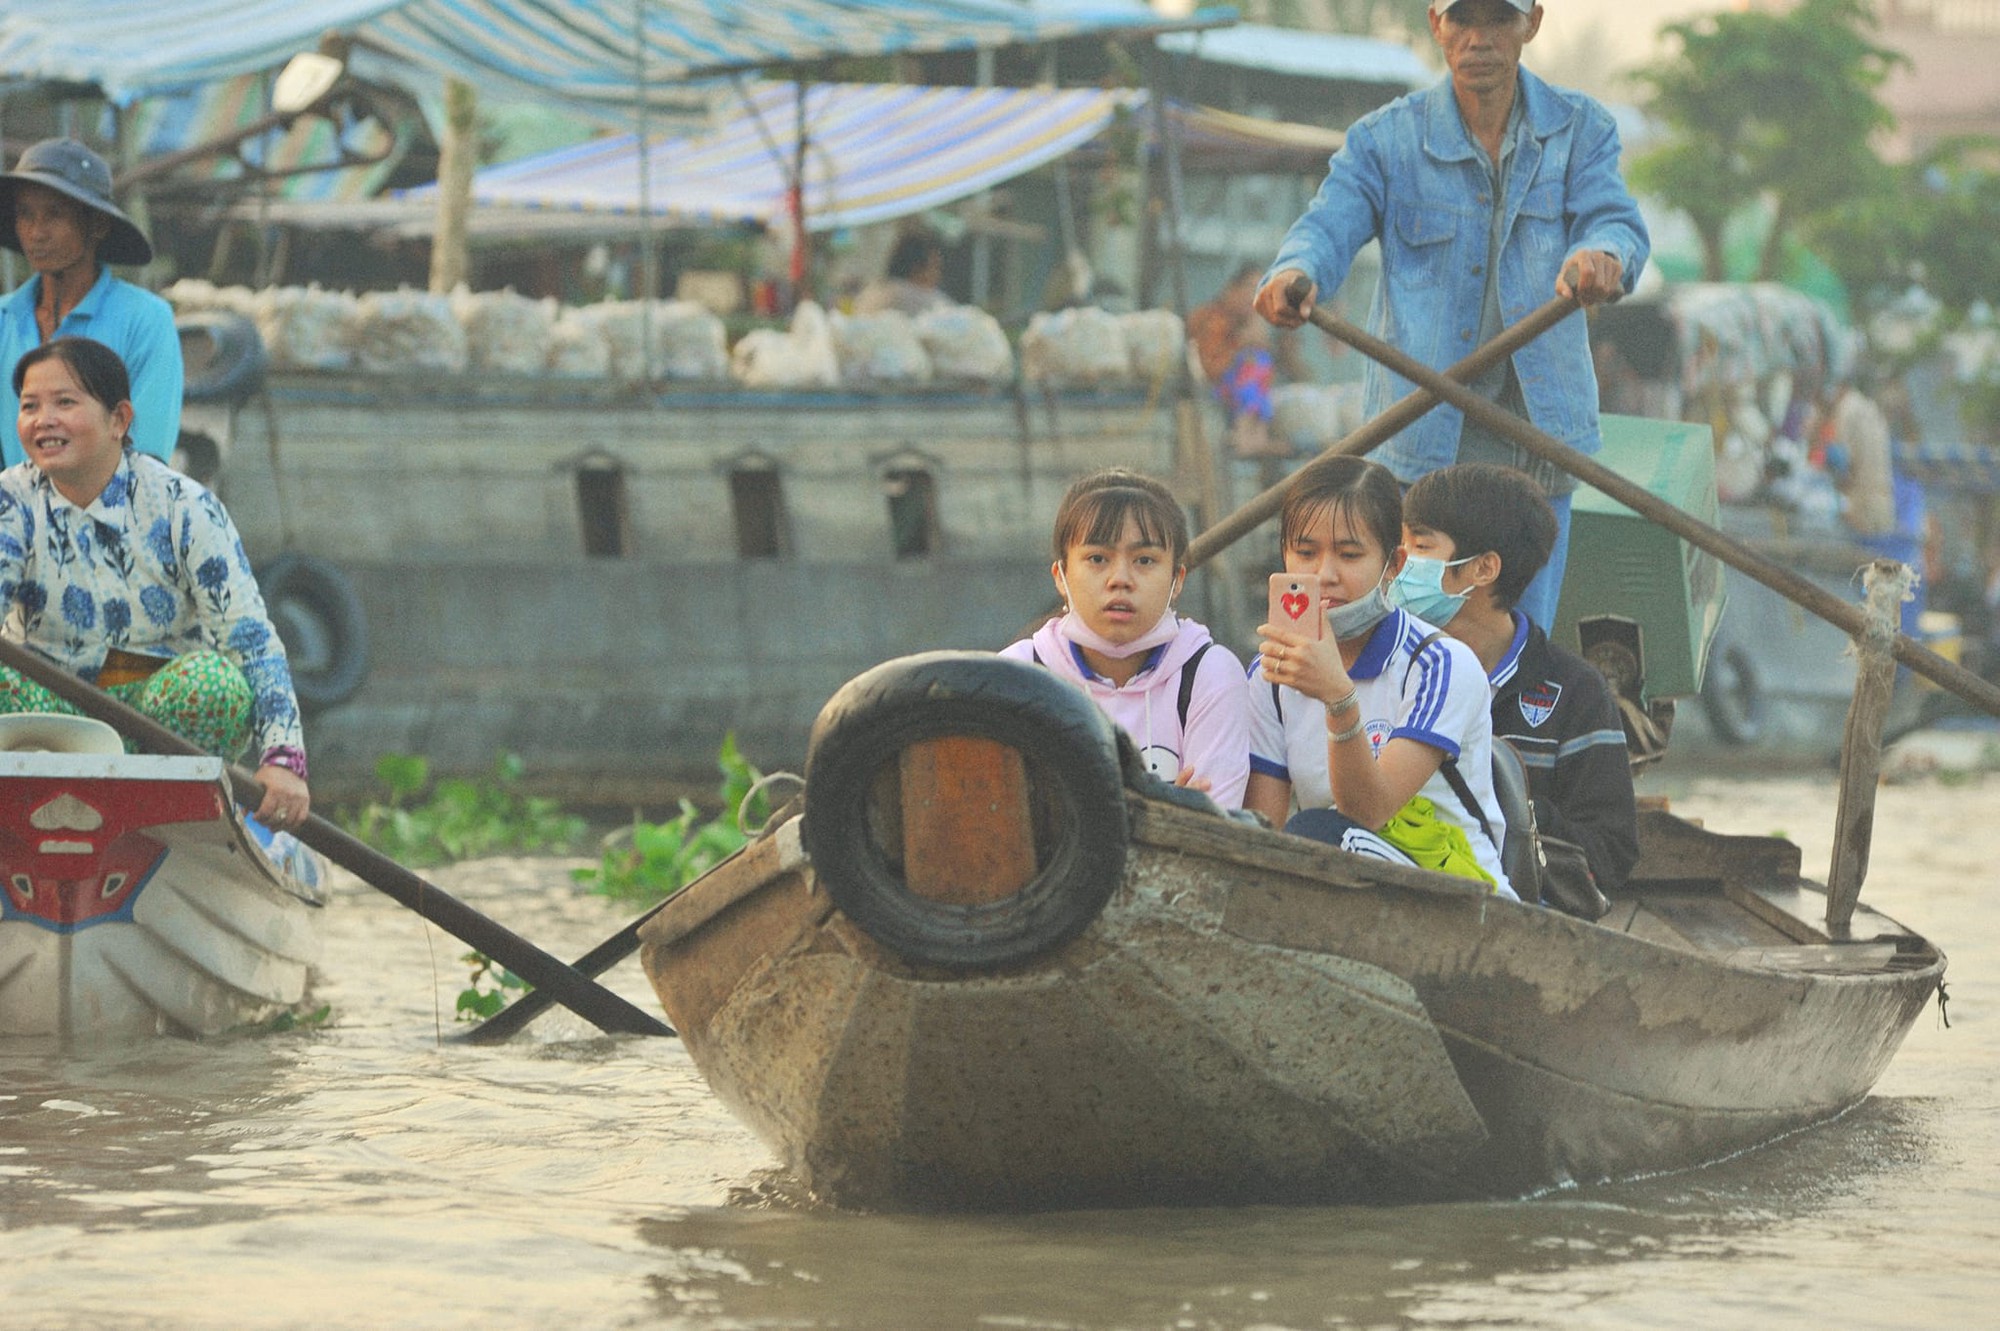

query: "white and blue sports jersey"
(1248, 608), (1514, 898)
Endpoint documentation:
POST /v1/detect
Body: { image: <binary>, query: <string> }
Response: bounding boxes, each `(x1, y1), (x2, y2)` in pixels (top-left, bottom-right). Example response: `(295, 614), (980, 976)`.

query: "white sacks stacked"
(353, 288), (468, 375)
(451, 286), (556, 377)
(572, 300), (730, 383)
(1020, 307), (1131, 387)
(252, 285), (361, 372)
(1021, 307), (1186, 390)
(829, 310), (932, 386)
(914, 306), (1014, 384)
(730, 301), (841, 389)
(1271, 383), (1366, 451)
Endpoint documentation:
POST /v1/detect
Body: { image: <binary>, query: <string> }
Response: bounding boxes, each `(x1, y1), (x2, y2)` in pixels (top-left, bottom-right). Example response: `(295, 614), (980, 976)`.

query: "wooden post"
(429, 77), (477, 294)
(1826, 560), (1909, 933)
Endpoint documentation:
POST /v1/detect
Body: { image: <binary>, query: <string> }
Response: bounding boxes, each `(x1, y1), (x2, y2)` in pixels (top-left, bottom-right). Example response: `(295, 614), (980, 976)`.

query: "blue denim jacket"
(1267, 69), (1648, 481)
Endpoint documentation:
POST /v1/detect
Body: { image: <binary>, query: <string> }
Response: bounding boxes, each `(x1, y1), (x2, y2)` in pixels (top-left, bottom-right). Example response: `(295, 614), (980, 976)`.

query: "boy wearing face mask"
(1392, 463), (1638, 893)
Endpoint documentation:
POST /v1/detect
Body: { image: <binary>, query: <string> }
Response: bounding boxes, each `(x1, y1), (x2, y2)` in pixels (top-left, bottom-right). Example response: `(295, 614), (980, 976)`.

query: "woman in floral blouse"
(0, 336), (311, 828)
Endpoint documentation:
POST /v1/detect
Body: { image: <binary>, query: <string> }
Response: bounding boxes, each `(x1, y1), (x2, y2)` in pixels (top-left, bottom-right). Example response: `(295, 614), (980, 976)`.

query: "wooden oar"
(455, 898), (670, 1044)
(1184, 292), (1581, 570)
(0, 637), (675, 1038)
(1285, 276), (2000, 720)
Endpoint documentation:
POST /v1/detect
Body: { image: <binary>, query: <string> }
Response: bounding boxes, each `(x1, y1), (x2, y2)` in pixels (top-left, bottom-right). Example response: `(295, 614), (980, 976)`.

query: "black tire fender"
(801, 652), (1129, 970)
(257, 553), (369, 710)
(1700, 640), (1763, 747)
(178, 312), (266, 404)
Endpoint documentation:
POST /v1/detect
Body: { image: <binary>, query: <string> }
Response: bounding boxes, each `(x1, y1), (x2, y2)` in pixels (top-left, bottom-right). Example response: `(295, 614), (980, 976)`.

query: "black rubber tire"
(257, 553), (369, 710)
(178, 312), (266, 404)
(801, 652), (1129, 970)
(1700, 641), (1764, 746)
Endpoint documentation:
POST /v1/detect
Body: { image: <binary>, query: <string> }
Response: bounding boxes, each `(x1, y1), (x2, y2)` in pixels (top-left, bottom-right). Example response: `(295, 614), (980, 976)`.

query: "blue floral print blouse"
(0, 452), (304, 764)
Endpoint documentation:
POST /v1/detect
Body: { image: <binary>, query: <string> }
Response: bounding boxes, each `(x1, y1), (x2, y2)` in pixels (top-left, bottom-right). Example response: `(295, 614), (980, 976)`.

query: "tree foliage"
(1809, 138), (2000, 318)
(1631, 0), (1904, 283)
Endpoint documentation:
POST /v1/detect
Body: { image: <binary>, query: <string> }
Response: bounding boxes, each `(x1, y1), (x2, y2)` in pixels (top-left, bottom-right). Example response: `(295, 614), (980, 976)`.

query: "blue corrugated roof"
(1158, 22), (1431, 88)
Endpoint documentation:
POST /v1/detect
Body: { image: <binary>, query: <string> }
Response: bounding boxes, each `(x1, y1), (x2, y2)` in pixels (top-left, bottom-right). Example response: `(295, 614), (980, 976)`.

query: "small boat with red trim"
(0, 714), (326, 1044)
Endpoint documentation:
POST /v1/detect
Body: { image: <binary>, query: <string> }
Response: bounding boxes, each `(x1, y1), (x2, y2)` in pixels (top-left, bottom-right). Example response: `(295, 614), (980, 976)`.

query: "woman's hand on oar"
(254, 763), (310, 828)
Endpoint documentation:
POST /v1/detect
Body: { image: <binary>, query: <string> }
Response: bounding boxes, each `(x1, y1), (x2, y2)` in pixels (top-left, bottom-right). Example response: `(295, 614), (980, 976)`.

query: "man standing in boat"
(1255, 0), (1648, 632)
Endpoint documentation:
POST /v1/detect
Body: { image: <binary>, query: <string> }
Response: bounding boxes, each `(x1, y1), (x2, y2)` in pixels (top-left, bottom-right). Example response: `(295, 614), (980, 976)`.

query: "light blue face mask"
(1387, 554), (1478, 627)
(1324, 579), (1393, 641)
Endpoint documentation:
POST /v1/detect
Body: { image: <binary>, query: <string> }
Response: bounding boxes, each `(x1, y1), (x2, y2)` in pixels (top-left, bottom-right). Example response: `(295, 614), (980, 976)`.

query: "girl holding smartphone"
(1246, 455), (1515, 898)
(1001, 469), (1249, 809)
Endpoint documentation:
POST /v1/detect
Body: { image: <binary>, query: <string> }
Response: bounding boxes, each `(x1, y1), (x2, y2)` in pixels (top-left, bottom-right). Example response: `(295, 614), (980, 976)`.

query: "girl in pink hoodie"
(1001, 469), (1250, 809)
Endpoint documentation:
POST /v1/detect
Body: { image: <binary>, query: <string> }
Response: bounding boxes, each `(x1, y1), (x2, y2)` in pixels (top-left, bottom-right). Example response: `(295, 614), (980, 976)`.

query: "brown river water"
(3, 768), (1995, 1330)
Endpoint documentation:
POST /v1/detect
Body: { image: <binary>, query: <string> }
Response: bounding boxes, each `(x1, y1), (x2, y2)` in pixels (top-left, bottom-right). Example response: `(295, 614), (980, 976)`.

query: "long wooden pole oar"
(1184, 293), (1580, 570)
(456, 898), (669, 1044)
(1287, 277), (2000, 719)
(0, 637), (675, 1038)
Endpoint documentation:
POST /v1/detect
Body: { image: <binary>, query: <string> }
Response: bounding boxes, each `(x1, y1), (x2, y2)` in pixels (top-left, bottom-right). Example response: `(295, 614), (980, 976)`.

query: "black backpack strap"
(1435, 753), (1496, 849)
(1176, 641), (1215, 731)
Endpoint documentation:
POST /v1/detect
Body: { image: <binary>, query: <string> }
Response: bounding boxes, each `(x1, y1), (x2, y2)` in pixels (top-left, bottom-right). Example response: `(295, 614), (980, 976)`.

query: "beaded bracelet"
(1328, 717), (1367, 744)
(1322, 688), (1358, 719)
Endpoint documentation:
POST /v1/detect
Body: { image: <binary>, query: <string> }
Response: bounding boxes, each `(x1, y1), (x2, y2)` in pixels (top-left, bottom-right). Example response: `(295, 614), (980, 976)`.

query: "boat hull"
(0, 753), (326, 1044)
(641, 802), (1941, 1210)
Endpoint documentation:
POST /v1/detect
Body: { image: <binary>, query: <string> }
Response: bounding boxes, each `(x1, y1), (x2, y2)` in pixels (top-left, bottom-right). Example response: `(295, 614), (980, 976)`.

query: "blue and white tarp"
(0, 0), (1230, 111)
(405, 81), (1140, 231)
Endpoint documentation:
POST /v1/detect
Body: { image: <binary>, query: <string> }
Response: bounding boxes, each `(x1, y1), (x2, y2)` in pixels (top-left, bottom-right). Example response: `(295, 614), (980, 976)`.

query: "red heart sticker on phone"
(1281, 592), (1309, 621)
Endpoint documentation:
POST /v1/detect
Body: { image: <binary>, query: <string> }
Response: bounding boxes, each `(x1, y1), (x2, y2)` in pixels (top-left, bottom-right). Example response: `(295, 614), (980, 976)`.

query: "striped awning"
(0, 0), (1231, 111)
(405, 81), (1141, 231)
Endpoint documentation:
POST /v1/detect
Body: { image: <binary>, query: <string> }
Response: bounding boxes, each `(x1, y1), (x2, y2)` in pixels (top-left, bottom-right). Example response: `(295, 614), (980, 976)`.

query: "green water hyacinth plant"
(342, 752), (586, 866)
(575, 733), (768, 904)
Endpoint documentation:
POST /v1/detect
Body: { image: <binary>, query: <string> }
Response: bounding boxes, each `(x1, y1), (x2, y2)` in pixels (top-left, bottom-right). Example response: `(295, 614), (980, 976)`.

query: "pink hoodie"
(1001, 614), (1250, 809)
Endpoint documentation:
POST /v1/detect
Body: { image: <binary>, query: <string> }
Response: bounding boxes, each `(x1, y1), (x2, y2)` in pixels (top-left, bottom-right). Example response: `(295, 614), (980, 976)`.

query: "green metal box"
(1553, 414), (1727, 700)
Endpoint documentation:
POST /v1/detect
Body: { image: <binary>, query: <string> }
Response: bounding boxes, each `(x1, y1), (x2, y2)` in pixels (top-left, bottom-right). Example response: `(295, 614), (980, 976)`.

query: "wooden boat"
(638, 652), (1945, 1211)
(0, 715), (326, 1043)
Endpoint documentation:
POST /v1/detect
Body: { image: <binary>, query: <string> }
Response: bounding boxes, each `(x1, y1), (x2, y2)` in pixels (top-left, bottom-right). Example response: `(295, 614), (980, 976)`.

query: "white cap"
(1432, 0), (1536, 14)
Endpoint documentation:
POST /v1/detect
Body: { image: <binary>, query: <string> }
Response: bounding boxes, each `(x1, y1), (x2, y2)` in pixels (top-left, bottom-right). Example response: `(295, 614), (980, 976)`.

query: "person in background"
(1002, 469), (1250, 809)
(1395, 462), (1638, 894)
(1189, 262), (1280, 460)
(1812, 374), (1896, 544)
(0, 337), (308, 831)
(0, 138), (181, 468)
(853, 227), (952, 318)
(1254, 0), (1648, 633)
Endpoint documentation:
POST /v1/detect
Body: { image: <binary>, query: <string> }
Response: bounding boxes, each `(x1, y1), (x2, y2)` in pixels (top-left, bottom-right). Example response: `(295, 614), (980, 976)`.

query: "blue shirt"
(0, 269), (182, 466)
(1266, 68), (1649, 485)
(0, 453), (303, 763)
